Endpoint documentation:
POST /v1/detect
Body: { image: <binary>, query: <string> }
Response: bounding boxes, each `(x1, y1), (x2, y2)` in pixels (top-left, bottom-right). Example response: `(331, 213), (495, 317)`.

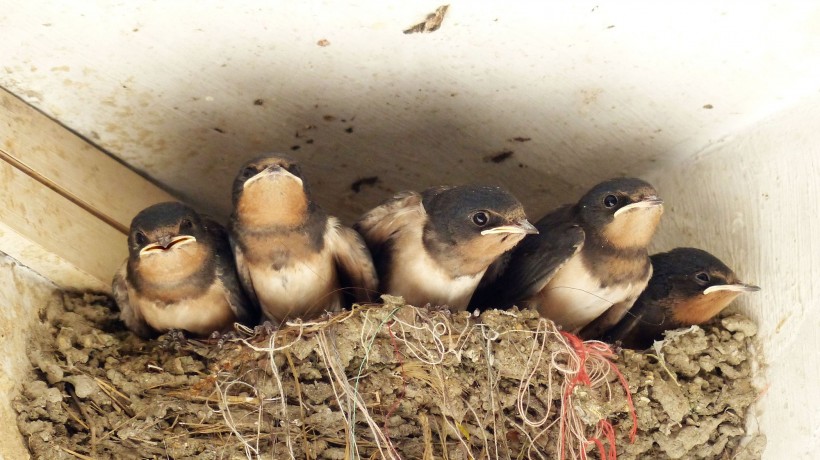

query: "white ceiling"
(2, 1), (819, 224)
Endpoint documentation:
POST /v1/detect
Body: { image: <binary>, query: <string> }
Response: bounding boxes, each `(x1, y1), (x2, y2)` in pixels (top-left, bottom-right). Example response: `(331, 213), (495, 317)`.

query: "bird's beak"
(703, 283), (761, 295)
(481, 219), (539, 236)
(243, 165), (303, 189)
(613, 195), (664, 218)
(139, 235), (197, 255)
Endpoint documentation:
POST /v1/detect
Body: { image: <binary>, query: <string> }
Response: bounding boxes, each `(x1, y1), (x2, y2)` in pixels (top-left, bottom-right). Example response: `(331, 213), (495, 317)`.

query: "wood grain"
(0, 88), (176, 291)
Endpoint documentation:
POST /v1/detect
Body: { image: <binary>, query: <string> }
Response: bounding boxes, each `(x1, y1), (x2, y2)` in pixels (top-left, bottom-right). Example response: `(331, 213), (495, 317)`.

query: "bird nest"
(15, 293), (765, 459)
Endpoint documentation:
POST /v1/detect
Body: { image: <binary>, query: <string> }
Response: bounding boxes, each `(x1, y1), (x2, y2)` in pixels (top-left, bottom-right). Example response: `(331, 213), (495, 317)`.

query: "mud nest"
(15, 293), (765, 459)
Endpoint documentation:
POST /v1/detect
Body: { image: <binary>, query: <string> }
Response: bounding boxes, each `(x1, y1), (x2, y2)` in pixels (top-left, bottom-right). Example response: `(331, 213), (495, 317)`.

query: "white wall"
(0, 255), (60, 459)
(649, 95), (820, 458)
(1, 2), (819, 457)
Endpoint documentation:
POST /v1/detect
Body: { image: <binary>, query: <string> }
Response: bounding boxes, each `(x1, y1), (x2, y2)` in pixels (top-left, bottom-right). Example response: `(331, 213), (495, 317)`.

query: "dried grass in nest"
(15, 293), (765, 459)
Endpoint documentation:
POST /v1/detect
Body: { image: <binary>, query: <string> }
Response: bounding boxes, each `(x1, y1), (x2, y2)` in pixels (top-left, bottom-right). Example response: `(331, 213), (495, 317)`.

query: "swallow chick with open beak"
(601, 247), (760, 349)
(354, 185), (538, 311)
(112, 202), (256, 338)
(229, 155), (378, 324)
(471, 177), (663, 336)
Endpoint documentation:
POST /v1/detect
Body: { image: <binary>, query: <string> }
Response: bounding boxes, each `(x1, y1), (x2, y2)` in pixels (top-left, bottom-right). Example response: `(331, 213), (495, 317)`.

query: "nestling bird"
(229, 154), (378, 323)
(354, 185), (538, 311)
(471, 177), (663, 336)
(601, 247), (760, 349)
(112, 202), (256, 338)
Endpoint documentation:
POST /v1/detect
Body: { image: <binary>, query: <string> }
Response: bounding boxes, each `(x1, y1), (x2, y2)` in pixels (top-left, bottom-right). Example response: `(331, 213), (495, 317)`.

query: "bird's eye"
(471, 211), (490, 227)
(179, 219), (193, 231)
(695, 272), (711, 283)
(242, 166), (256, 178)
(603, 194), (618, 208)
(135, 231), (149, 246)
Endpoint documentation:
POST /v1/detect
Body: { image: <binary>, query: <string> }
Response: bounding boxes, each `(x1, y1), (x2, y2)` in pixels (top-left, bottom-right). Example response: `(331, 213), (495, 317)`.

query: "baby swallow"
(112, 202), (256, 338)
(601, 247), (760, 349)
(229, 154), (378, 323)
(471, 177), (663, 336)
(354, 185), (537, 311)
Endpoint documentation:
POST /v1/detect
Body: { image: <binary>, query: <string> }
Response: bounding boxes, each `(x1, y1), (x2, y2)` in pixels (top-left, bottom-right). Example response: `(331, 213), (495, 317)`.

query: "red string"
(559, 331), (589, 460)
(561, 331), (592, 386)
(587, 419), (617, 460)
(588, 437), (605, 460)
(558, 331), (638, 460)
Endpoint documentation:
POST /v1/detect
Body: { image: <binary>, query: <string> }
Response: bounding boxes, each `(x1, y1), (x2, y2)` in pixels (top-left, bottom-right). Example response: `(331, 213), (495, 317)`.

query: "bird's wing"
(580, 262), (654, 340)
(205, 217), (259, 326)
(354, 191), (423, 248)
(580, 299), (635, 340)
(471, 204), (584, 309)
(353, 191), (425, 279)
(228, 229), (261, 310)
(599, 272), (672, 349)
(112, 260), (154, 338)
(598, 302), (650, 348)
(327, 217), (380, 304)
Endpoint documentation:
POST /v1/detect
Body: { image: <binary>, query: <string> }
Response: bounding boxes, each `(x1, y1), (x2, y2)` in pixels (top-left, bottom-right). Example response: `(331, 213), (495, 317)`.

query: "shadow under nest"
(15, 293), (765, 460)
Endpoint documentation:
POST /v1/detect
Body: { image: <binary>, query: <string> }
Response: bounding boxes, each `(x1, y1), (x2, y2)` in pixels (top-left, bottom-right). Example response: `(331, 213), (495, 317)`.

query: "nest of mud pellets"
(15, 293), (766, 460)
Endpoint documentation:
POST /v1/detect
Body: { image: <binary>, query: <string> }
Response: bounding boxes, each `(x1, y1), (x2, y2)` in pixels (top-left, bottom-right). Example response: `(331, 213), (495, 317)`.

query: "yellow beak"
(613, 196), (664, 218)
(703, 283), (761, 295)
(481, 219), (539, 236)
(243, 165), (303, 189)
(139, 235), (197, 255)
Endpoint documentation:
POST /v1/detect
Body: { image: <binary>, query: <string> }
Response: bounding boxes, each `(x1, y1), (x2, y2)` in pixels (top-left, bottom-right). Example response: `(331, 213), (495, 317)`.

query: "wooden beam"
(0, 88), (176, 292)
(0, 88), (175, 232)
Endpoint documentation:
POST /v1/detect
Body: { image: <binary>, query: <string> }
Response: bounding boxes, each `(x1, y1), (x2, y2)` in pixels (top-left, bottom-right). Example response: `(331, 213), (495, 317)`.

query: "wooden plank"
(0, 160), (124, 291)
(0, 87), (175, 233)
(0, 88), (177, 291)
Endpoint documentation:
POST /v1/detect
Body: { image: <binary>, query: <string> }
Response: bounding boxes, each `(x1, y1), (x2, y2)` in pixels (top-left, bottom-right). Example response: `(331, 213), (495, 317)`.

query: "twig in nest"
(480, 325), (502, 459)
(646, 352), (681, 386)
(382, 321), (407, 438)
(96, 408), (149, 443)
(95, 377), (135, 417)
(235, 326), (305, 459)
(57, 446), (95, 460)
(322, 330), (392, 458)
(268, 330), (297, 459)
(418, 412), (435, 460)
(214, 376), (263, 458)
(349, 306), (403, 457)
(164, 390), (261, 406)
(285, 348), (314, 460)
(62, 402), (89, 430)
(66, 383), (96, 457)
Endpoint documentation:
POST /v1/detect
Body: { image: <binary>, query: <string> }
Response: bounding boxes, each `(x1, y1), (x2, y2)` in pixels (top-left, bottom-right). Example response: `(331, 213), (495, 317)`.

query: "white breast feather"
(250, 252), (341, 319)
(531, 255), (642, 332)
(385, 225), (482, 310)
(135, 279), (236, 336)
